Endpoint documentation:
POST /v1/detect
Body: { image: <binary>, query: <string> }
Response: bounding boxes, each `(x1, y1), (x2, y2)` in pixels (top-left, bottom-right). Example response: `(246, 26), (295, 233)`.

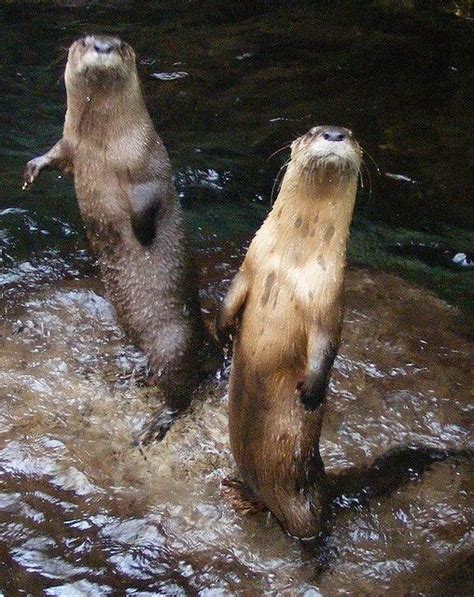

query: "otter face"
(291, 126), (362, 176)
(67, 35), (135, 81)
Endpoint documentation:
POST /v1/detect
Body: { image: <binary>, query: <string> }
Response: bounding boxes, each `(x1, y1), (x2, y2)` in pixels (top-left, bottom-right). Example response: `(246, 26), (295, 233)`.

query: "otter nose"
(322, 128), (346, 142)
(93, 40), (113, 54)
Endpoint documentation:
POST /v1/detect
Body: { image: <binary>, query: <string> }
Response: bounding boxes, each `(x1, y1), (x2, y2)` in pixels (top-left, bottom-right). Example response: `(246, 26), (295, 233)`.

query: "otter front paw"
(296, 378), (326, 411)
(22, 158), (43, 190)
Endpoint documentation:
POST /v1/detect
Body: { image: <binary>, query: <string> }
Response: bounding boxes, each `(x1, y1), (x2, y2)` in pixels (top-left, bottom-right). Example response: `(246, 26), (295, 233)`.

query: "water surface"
(0, 1), (473, 593)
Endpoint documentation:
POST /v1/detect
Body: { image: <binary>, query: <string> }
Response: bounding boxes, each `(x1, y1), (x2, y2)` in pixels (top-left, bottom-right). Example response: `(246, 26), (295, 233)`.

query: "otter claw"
(221, 478), (266, 514)
(296, 379), (326, 411)
(22, 160), (41, 190)
(133, 408), (178, 446)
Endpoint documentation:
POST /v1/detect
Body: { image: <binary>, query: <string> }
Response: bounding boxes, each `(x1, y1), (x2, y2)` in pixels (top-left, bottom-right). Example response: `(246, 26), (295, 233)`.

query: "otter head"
(65, 35), (136, 86)
(290, 126), (362, 180)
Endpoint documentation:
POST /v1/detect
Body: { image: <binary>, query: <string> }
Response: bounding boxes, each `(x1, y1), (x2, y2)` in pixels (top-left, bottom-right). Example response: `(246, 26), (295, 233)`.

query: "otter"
(218, 125), (361, 538)
(23, 35), (219, 429)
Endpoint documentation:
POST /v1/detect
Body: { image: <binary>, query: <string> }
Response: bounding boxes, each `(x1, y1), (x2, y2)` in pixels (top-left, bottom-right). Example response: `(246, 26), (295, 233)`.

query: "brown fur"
(23, 35), (219, 412)
(221, 478), (267, 514)
(218, 126), (361, 538)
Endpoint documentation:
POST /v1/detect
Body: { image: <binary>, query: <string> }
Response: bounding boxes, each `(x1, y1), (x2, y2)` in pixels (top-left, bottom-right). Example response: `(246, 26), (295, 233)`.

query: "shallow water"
(0, 260), (472, 593)
(1, 0), (473, 593)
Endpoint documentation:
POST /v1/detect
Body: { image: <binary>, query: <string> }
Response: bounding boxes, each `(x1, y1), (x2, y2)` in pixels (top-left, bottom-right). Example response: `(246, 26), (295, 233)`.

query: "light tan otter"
(23, 35), (219, 424)
(218, 126), (361, 538)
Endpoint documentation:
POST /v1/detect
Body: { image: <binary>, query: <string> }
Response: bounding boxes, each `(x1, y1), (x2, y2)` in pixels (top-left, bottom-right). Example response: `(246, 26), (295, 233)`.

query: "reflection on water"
(0, 0), (473, 593)
(0, 252), (472, 593)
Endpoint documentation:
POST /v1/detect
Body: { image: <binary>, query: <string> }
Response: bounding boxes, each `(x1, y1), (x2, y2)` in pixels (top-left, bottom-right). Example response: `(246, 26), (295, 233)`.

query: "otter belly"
(101, 237), (204, 393)
(228, 298), (326, 538)
(74, 173), (205, 405)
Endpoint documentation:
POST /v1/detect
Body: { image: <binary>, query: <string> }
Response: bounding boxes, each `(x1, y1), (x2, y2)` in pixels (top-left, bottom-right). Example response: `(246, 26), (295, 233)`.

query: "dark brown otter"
(23, 35), (219, 425)
(218, 125), (361, 538)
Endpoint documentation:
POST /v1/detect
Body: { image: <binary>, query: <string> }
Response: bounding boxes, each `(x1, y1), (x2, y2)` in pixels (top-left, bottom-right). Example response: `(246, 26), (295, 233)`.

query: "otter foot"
(221, 478), (267, 514)
(133, 408), (178, 446)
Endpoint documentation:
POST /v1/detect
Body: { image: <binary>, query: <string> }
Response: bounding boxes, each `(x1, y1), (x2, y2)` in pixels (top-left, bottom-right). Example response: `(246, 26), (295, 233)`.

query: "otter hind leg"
(221, 478), (267, 514)
(133, 406), (180, 446)
(273, 491), (329, 540)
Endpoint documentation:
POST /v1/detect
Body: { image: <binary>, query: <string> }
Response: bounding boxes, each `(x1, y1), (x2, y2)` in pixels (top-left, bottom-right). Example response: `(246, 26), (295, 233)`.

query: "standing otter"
(218, 126), (361, 538)
(23, 35), (218, 425)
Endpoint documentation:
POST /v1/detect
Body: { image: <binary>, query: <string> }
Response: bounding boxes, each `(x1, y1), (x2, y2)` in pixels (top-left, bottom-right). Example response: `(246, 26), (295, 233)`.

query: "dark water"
(0, 1), (473, 594)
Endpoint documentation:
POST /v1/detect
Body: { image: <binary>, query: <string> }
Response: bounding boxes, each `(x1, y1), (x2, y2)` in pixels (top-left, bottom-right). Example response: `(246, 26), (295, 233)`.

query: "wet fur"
(23, 36), (217, 412)
(218, 127), (361, 538)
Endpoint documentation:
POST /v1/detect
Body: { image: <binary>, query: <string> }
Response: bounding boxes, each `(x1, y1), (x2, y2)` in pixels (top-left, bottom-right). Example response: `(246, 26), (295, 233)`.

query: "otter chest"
(73, 157), (130, 227)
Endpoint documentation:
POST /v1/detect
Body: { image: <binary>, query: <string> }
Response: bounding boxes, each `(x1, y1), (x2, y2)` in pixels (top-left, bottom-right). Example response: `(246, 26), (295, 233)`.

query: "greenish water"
(1, 0), (473, 316)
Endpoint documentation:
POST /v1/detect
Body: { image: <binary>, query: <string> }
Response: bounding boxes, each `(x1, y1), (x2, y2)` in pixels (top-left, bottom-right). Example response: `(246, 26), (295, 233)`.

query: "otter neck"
(63, 70), (153, 145)
(269, 162), (358, 251)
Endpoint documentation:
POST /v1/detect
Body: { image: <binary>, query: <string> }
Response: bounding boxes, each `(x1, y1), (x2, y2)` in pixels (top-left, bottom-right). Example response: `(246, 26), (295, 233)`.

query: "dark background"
(1, 0), (473, 317)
